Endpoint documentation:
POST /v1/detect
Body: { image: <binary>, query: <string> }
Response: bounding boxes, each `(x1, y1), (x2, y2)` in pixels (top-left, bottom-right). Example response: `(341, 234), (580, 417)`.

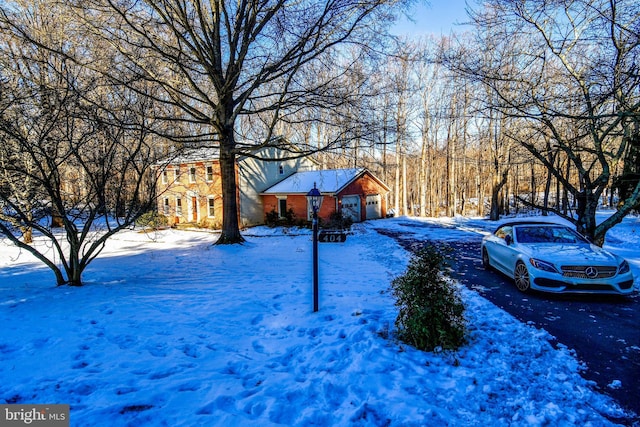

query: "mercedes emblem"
(584, 266), (598, 278)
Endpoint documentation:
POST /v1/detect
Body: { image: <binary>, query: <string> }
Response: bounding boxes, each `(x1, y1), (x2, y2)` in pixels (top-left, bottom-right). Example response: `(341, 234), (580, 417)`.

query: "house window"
(174, 167), (180, 181)
(163, 198), (170, 215)
(161, 170), (168, 184)
(176, 198), (183, 216)
(189, 166), (197, 183)
(206, 165), (214, 182)
(207, 196), (215, 217)
(278, 198), (287, 218)
(279, 164), (285, 175)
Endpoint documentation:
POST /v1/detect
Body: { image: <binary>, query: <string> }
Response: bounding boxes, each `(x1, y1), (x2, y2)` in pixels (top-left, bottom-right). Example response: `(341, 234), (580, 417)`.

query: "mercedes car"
(481, 221), (634, 294)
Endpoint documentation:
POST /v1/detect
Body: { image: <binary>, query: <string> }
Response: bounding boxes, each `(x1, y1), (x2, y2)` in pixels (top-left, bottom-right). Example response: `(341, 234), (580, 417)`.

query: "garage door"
(341, 196), (360, 222)
(365, 194), (382, 219)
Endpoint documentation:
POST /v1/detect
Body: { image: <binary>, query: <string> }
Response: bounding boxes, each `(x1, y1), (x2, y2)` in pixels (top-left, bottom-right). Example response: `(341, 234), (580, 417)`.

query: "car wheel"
(482, 248), (492, 270)
(514, 261), (531, 292)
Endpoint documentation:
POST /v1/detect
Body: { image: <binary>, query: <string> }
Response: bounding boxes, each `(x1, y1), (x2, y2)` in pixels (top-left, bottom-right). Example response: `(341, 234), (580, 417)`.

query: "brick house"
(157, 148), (223, 227)
(156, 144), (316, 228)
(261, 168), (390, 223)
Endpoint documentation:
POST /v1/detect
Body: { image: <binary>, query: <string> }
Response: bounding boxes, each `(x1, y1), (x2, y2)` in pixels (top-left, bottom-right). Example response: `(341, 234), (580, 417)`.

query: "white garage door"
(365, 194), (382, 219)
(341, 196), (360, 222)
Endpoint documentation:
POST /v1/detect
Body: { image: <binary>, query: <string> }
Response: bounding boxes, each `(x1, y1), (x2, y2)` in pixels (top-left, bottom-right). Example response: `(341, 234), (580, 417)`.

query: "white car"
(481, 221), (634, 294)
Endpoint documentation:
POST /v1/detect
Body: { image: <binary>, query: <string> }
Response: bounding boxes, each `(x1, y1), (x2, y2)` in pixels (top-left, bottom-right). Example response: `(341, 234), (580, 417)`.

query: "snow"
(1, 213), (638, 426)
(261, 168), (365, 194)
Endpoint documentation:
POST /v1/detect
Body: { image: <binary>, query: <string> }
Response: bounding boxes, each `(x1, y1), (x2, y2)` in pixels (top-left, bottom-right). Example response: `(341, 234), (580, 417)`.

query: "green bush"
(321, 210), (352, 230)
(135, 211), (168, 229)
(265, 208), (300, 227)
(265, 209), (280, 227)
(390, 245), (466, 352)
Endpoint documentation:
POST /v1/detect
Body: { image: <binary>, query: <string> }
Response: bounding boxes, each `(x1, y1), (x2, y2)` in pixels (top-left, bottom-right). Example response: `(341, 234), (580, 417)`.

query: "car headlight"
(529, 258), (559, 273)
(618, 260), (630, 275)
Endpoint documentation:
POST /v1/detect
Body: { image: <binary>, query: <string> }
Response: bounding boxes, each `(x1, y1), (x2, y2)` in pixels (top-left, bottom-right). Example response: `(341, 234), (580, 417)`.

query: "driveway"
(375, 220), (640, 424)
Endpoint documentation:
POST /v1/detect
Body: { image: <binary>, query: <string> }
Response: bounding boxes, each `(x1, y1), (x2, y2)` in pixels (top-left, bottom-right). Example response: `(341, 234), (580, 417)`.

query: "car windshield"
(515, 226), (588, 244)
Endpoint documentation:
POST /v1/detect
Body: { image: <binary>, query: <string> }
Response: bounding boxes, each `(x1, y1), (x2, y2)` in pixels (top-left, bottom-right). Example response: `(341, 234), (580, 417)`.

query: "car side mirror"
(504, 235), (512, 246)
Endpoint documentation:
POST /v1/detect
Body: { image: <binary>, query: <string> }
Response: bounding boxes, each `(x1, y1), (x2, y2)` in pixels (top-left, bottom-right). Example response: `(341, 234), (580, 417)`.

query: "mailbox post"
(306, 183), (323, 312)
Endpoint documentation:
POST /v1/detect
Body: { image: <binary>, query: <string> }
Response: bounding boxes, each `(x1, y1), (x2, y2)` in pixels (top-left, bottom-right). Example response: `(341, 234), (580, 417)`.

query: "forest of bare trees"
(1, 0), (639, 284)
(317, 0), (640, 246)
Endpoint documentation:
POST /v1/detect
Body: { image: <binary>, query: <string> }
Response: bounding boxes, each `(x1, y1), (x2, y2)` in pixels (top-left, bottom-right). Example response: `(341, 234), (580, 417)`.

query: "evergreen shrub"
(135, 211), (168, 229)
(265, 208), (300, 227)
(321, 210), (353, 230)
(391, 245), (466, 351)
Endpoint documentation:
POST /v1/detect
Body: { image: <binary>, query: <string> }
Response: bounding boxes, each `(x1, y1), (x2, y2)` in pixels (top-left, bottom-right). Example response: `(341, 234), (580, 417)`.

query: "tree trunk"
(394, 139), (401, 215)
(562, 159), (570, 214)
(575, 191), (599, 244)
(504, 167), (511, 216)
(402, 154), (408, 215)
(530, 161), (535, 211)
(542, 148), (556, 215)
(419, 134), (427, 217)
(51, 206), (64, 228)
(490, 171), (508, 220)
(216, 132), (244, 244)
(68, 264), (83, 287)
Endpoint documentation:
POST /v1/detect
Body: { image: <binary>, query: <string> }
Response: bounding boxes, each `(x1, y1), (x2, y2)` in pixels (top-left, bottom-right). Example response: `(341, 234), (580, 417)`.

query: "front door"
(192, 197), (198, 222)
(279, 198), (287, 218)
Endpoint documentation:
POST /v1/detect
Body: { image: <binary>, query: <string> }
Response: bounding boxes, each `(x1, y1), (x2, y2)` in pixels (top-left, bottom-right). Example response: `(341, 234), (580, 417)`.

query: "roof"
(164, 136), (309, 165)
(166, 147), (220, 164)
(262, 168), (388, 195)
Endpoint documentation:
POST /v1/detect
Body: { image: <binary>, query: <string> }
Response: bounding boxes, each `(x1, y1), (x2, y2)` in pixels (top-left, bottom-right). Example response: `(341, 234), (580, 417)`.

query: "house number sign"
(318, 231), (347, 243)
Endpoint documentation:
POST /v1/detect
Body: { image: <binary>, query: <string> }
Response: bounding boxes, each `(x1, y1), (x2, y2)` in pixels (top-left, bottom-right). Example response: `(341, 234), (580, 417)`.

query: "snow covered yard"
(0, 217), (636, 426)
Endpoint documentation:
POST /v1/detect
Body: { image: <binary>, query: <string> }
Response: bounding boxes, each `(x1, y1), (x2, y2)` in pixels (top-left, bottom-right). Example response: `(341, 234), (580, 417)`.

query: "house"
(261, 168), (390, 223)
(156, 142), (316, 228)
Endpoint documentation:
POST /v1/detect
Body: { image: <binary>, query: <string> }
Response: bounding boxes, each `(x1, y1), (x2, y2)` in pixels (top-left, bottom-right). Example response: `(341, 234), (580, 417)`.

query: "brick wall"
(263, 194), (336, 223)
(337, 173), (388, 221)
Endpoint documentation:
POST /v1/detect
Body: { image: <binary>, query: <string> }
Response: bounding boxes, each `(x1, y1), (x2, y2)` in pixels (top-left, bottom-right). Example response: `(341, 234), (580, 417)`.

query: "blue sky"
(393, 0), (472, 36)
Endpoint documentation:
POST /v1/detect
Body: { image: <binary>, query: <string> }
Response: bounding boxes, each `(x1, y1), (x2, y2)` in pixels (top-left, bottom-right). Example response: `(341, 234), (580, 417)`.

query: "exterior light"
(306, 183), (323, 214)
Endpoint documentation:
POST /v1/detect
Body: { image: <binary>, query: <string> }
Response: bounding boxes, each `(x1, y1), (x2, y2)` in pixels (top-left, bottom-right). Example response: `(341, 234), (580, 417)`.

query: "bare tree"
(0, 2), (163, 286)
(416, 38), (442, 217)
(449, 0), (640, 244)
(74, 0), (405, 243)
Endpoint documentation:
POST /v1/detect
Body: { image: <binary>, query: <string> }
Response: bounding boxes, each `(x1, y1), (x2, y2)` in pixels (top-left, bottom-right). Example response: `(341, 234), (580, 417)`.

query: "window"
(189, 166), (197, 183)
(207, 196), (215, 217)
(174, 167), (180, 181)
(163, 198), (170, 215)
(278, 164), (285, 175)
(278, 198), (287, 218)
(161, 170), (168, 184)
(206, 165), (214, 182)
(176, 198), (183, 216)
